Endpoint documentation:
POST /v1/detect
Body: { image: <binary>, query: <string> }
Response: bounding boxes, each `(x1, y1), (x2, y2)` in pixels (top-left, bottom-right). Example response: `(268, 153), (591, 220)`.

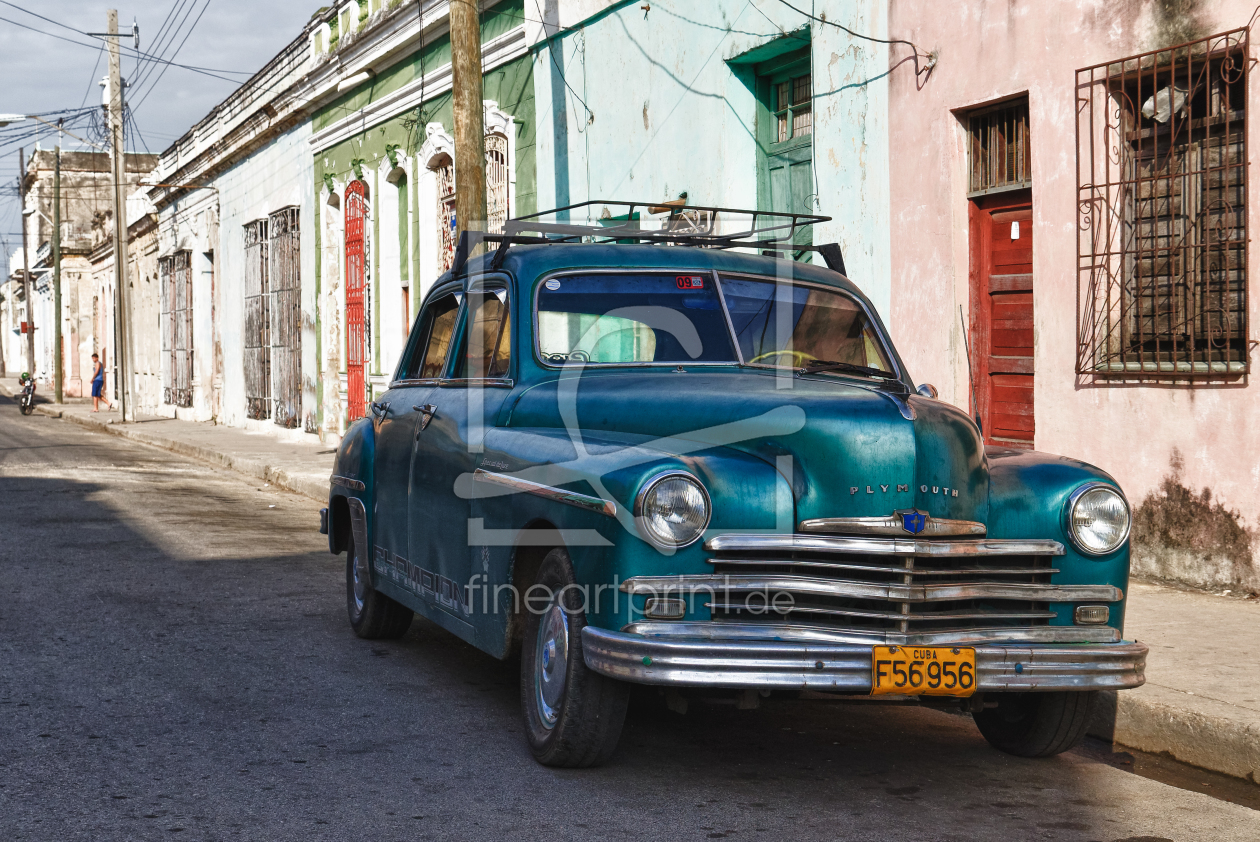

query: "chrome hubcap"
(534, 594), (569, 729)
(352, 545), (368, 614)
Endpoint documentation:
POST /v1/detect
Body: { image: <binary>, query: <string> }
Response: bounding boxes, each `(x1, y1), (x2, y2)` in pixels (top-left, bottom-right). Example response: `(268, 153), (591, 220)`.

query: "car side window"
(453, 289), (511, 379)
(402, 293), (460, 380)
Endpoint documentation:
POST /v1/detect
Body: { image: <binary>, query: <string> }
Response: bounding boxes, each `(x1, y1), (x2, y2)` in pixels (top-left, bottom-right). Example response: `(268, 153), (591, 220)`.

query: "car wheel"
(520, 548), (630, 768)
(345, 526), (413, 640)
(973, 690), (1097, 758)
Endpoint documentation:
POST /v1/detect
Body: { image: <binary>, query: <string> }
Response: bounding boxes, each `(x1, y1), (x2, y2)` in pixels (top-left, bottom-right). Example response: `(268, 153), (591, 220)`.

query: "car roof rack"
(448, 199), (848, 278)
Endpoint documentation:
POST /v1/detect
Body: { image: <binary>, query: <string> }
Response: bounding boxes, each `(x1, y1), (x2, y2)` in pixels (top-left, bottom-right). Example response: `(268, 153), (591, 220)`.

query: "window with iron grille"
(243, 219), (270, 419)
(160, 251), (193, 407)
(1076, 29), (1249, 377)
(434, 155), (457, 273)
(268, 207), (302, 428)
(968, 100), (1032, 197)
(486, 134), (509, 235)
(774, 72), (812, 143)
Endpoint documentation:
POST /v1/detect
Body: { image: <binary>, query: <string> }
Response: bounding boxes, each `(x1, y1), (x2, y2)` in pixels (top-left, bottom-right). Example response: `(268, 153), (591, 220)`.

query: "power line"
(772, 0), (936, 82)
(130, 0), (201, 96)
(134, 0), (216, 112)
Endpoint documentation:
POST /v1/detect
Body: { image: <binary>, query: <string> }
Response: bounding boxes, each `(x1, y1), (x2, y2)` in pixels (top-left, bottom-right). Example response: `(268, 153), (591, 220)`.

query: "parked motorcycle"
(17, 372), (35, 415)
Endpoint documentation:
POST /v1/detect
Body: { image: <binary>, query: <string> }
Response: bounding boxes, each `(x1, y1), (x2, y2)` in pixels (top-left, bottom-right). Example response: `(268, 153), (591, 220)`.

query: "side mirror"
(916, 383), (939, 399)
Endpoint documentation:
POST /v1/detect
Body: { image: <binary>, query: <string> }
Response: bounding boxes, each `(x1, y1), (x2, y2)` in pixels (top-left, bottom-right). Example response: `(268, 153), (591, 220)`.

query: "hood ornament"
(898, 509), (929, 535)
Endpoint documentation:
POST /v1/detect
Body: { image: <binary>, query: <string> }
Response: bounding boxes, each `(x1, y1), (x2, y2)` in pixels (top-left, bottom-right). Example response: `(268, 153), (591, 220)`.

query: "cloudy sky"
(0, 0), (320, 272)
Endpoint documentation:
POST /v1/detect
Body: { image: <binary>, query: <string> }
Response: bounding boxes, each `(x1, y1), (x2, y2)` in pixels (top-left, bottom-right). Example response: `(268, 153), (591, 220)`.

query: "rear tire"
(520, 548), (630, 767)
(345, 527), (412, 640)
(973, 690), (1097, 758)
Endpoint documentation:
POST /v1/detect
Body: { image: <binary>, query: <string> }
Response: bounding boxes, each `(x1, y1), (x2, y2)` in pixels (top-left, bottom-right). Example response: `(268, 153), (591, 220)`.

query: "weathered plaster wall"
(532, 0), (894, 317)
(888, 0), (1260, 588)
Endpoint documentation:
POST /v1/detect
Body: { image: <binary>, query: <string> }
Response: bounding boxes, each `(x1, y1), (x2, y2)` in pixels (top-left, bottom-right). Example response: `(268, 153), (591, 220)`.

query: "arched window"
(433, 154), (457, 273)
(344, 180), (370, 422)
(485, 133), (509, 235)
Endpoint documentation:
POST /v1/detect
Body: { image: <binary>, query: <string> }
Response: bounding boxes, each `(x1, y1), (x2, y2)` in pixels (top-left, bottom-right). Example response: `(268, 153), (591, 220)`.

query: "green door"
(758, 55), (814, 257)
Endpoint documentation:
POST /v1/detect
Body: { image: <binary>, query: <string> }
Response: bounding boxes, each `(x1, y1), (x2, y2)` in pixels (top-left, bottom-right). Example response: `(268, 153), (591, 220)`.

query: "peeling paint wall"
(887, 0), (1260, 588)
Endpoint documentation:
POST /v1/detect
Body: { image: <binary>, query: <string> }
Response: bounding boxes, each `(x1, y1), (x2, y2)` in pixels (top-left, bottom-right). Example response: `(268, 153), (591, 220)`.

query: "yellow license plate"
(871, 646), (977, 696)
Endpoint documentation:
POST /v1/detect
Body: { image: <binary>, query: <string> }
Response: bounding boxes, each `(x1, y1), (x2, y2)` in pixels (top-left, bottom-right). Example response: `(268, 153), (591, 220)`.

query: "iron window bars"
(268, 207), (302, 429)
(968, 99), (1032, 197)
(244, 219), (271, 420)
(160, 251), (194, 408)
(1076, 28), (1249, 378)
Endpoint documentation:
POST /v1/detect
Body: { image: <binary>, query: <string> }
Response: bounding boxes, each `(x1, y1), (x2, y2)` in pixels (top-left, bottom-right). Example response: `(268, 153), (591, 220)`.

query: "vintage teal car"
(321, 204), (1146, 768)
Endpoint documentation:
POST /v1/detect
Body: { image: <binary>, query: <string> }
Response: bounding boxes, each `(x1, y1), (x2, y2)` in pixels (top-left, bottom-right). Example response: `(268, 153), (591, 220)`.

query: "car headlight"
(635, 471), (711, 549)
(1066, 483), (1131, 555)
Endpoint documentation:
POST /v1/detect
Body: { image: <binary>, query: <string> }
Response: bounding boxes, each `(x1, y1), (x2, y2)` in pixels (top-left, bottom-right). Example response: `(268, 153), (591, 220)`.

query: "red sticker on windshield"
(677, 275), (704, 289)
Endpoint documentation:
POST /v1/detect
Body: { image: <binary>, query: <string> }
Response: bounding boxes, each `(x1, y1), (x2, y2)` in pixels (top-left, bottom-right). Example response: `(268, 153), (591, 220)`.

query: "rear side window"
(401, 293), (460, 379)
(535, 273), (737, 365)
(453, 289), (512, 379)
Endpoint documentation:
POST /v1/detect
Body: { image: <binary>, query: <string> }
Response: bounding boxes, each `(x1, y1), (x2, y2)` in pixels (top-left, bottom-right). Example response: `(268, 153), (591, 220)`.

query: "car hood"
(504, 370), (988, 526)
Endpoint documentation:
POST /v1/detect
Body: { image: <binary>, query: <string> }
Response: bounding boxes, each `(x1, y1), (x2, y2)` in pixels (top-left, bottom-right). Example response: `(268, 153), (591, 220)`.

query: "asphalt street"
(1, 395), (1257, 841)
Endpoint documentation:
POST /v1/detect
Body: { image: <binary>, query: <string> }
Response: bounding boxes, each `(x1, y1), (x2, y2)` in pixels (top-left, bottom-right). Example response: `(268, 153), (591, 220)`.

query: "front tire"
(520, 548), (630, 767)
(345, 527), (412, 640)
(973, 690), (1097, 758)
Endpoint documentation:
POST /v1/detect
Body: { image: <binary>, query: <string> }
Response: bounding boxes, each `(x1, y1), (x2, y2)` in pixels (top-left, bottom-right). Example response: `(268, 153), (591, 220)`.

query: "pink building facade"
(886, 0), (1259, 590)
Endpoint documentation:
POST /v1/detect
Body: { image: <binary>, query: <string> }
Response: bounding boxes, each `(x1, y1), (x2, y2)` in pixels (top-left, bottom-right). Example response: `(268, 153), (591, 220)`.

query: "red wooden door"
(969, 192), (1034, 449)
(344, 180), (368, 422)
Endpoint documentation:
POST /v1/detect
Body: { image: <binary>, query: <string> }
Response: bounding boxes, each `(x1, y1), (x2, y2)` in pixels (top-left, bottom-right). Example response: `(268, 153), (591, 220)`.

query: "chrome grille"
(621, 534), (1121, 646)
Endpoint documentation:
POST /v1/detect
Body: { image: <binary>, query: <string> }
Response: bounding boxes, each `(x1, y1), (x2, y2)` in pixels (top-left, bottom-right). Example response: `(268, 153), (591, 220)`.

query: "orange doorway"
(969, 190), (1034, 449)
(344, 180), (369, 422)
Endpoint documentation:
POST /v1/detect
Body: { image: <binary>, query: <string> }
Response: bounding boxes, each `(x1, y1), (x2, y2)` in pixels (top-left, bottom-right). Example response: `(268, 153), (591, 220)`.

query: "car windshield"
(536, 273), (738, 364)
(720, 277), (896, 376)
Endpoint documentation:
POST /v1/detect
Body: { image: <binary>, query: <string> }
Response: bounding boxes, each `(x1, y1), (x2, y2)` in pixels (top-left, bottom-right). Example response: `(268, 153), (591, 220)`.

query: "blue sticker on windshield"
(545, 279), (561, 290)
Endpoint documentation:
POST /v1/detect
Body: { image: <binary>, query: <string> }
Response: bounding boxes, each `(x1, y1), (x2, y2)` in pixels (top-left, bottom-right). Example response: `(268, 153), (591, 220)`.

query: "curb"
(2, 385), (326, 503)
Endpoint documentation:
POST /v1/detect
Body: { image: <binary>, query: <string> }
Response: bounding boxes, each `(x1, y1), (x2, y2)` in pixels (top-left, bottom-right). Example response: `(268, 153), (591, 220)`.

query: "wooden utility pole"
(106, 9), (132, 421)
(52, 134), (62, 403)
(18, 147), (35, 379)
(449, 0), (486, 247)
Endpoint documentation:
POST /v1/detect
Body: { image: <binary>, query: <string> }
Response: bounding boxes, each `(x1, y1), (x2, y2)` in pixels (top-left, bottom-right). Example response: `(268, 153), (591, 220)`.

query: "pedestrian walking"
(91, 353), (112, 412)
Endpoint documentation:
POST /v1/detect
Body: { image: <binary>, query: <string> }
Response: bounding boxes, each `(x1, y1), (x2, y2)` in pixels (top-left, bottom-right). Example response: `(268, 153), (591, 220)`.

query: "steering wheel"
(749, 349), (818, 367)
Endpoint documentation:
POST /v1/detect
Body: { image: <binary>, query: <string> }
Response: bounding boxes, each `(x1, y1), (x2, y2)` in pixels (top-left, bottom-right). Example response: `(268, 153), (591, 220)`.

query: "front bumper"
(581, 627), (1148, 693)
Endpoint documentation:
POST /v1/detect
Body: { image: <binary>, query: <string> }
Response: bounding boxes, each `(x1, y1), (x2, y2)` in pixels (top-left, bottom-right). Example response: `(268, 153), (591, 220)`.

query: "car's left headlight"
(635, 471), (711, 549)
(1066, 483), (1131, 555)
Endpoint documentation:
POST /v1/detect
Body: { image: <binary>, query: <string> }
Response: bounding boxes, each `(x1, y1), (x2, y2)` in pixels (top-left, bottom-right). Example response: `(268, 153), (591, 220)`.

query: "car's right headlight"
(1066, 483), (1131, 555)
(635, 471), (711, 550)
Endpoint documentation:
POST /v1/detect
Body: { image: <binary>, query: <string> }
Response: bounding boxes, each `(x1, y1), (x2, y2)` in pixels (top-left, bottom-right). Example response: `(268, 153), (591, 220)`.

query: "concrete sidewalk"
(0, 378), (334, 502)
(2, 378), (1258, 785)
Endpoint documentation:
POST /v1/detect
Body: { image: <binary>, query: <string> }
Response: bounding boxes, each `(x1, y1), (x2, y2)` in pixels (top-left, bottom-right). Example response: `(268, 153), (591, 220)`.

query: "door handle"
(414, 404), (438, 431)
(370, 400), (390, 418)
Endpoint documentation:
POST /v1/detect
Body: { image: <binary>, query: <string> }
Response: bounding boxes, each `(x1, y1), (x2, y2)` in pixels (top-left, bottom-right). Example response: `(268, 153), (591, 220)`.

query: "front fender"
(327, 416), (376, 555)
(986, 447), (1131, 636)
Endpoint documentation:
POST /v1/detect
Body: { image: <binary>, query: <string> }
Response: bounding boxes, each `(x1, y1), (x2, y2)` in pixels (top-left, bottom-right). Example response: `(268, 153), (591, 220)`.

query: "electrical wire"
(531, 0), (594, 122)
(133, 0), (216, 112)
(130, 0), (202, 97)
(130, 0), (197, 93)
(772, 0), (935, 82)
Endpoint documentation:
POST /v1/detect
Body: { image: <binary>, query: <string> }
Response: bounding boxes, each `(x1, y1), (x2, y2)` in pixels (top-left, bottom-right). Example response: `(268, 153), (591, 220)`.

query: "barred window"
(433, 154), (456, 273)
(486, 133), (509, 235)
(243, 219), (271, 419)
(968, 100), (1031, 197)
(1076, 29), (1249, 377)
(160, 251), (193, 407)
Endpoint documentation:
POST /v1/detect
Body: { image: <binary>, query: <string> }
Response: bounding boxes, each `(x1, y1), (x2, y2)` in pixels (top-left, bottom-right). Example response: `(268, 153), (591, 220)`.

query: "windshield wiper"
(798, 360), (900, 380)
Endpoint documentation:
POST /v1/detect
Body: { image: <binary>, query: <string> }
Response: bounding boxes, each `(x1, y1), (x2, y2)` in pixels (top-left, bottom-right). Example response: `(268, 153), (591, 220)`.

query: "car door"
(371, 290), (460, 585)
(408, 280), (514, 623)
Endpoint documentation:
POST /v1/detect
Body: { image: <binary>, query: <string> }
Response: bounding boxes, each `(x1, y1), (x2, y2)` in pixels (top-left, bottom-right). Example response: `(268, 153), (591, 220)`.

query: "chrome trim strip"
(619, 621), (1122, 647)
(620, 574), (1122, 603)
(705, 534), (1065, 557)
(389, 378), (443, 388)
(437, 378), (515, 388)
(705, 602), (1056, 622)
(799, 515), (987, 537)
(581, 626), (1146, 691)
(708, 558), (1060, 576)
(330, 474), (366, 491)
(472, 468), (617, 517)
